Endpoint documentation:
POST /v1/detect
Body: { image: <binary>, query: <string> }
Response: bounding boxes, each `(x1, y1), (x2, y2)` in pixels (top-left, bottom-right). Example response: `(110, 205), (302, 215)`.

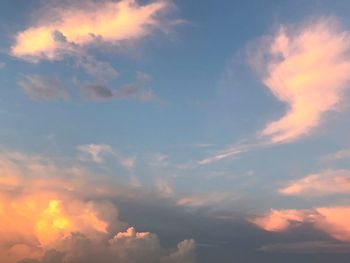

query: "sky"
(1, 0), (350, 262)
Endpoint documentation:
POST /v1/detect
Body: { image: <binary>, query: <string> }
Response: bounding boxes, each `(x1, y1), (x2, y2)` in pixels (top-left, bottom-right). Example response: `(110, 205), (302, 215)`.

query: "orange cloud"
(251, 18), (350, 143)
(279, 169), (350, 196)
(252, 206), (350, 242)
(0, 150), (195, 263)
(250, 209), (307, 232)
(11, 0), (169, 61)
(314, 206), (350, 242)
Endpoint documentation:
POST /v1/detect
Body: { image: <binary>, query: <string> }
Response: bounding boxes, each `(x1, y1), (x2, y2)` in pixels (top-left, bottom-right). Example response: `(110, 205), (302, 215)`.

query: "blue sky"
(2, 1), (350, 262)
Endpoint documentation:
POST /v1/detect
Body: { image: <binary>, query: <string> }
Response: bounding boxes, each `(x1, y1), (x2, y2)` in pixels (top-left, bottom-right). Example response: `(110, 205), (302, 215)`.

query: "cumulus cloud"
(11, 0), (170, 61)
(250, 18), (350, 143)
(252, 206), (350, 242)
(0, 150), (196, 263)
(17, 74), (69, 101)
(161, 239), (196, 263)
(279, 169), (350, 196)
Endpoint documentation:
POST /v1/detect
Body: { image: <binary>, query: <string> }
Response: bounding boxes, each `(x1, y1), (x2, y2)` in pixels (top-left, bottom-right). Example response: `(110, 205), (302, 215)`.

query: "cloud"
(322, 149), (350, 162)
(11, 0), (170, 61)
(198, 143), (261, 165)
(0, 150), (196, 263)
(258, 241), (350, 253)
(162, 239), (196, 263)
(17, 227), (196, 263)
(83, 71), (156, 102)
(17, 74), (69, 101)
(176, 192), (234, 208)
(249, 18), (350, 143)
(0, 62), (6, 69)
(252, 206), (350, 242)
(279, 169), (350, 196)
(198, 147), (245, 165)
(76, 55), (119, 81)
(77, 144), (136, 171)
(250, 209), (308, 232)
(77, 144), (113, 163)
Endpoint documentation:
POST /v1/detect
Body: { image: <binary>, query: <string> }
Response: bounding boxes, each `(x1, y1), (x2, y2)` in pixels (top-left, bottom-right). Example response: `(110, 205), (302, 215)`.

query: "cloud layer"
(250, 18), (350, 143)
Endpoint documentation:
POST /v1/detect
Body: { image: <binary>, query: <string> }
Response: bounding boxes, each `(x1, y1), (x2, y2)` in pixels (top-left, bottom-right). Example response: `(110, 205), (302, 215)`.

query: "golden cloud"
(11, 0), (169, 61)
(0, 150), (195, 263)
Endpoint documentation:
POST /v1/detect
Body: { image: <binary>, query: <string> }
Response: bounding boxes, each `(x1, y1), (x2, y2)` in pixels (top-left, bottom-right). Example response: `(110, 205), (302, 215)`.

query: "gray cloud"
(76, 55), (119, 82)
(259, 241), (350, 254)
(17, 74), (69, 102)
(84, 72), (156, 102)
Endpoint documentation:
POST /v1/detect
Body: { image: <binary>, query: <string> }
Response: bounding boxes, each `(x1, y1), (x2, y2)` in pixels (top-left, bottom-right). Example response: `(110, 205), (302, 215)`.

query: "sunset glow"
(1, 0), (350, 262)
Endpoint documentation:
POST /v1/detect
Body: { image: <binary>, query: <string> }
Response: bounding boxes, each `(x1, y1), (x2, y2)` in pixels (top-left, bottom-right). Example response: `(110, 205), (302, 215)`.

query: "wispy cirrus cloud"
(249, 18), (350, 143)
(279, 169), (350, 196)
(11, 0), (170, 61)
(197, 142), (264, 165)
(18, 74), (69, 101)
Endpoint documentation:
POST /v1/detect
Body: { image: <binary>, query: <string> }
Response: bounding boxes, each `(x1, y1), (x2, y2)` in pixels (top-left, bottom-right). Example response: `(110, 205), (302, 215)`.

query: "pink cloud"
(250, 18), (350, 143)
(250, 209), (308, 232)
(252, 206), (350, 242)
(279, 169), (350, 196)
